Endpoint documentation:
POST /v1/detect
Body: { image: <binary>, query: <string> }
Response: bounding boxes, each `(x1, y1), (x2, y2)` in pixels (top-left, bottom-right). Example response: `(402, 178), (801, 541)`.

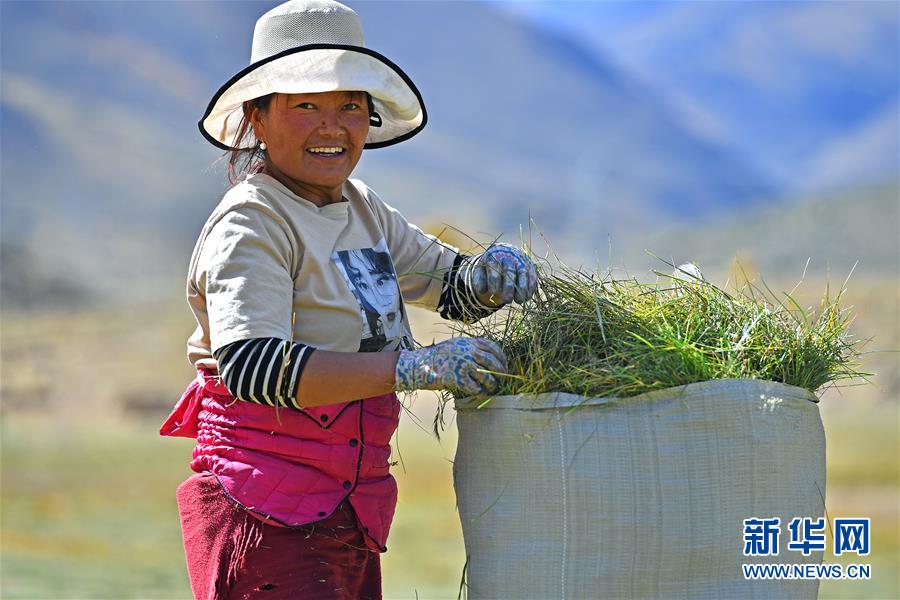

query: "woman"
(160, 1), (537, 598)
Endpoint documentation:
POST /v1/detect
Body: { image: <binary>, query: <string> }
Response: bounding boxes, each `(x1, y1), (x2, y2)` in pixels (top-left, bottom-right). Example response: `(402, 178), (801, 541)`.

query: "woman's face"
(250, 91), (369, 205)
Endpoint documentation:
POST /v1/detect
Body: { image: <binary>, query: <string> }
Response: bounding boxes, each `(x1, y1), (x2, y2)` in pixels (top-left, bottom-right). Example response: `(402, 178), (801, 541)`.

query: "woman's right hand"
(395, 338), (508, 397)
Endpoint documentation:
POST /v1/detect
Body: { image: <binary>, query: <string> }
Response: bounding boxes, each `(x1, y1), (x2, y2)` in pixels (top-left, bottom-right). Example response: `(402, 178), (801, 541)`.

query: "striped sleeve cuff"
(437, 253), (503, 323)
(213, 337), (316, 410)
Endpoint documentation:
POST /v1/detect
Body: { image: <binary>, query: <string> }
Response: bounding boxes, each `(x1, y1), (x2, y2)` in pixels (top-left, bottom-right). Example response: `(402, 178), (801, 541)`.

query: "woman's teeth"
(307, 147), (345, 155)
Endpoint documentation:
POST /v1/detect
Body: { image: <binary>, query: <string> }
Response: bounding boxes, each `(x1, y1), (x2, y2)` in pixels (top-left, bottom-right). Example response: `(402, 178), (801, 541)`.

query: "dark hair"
(225, 92), (375, 185)
(226, 94), (274, 185)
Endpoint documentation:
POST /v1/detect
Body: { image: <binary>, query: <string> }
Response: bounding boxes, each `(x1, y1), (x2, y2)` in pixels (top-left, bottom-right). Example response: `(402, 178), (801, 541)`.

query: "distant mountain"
(501, 1), (900, 193)
(806, 101), (900, 191)
(351, 2), (775, 236)
(615, 182), (900, 280)
(3, 0), (875, 309)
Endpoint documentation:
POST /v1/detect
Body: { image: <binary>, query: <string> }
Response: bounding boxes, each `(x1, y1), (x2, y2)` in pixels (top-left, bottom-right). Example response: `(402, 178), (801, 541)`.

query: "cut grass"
(443, 255), (868, 417)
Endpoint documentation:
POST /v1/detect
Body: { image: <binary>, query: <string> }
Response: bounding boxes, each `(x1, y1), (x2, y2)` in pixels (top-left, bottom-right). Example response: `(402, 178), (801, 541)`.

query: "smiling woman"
(159, 1), (538, 599)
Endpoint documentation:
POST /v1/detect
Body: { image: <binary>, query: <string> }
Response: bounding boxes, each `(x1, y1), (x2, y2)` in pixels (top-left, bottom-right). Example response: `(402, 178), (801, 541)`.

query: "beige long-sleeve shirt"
(186, 173), (458, 370)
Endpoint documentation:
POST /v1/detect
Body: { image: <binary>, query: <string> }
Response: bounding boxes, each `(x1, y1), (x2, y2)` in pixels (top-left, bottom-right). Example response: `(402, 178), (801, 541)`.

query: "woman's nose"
(317, 110), (344, 135)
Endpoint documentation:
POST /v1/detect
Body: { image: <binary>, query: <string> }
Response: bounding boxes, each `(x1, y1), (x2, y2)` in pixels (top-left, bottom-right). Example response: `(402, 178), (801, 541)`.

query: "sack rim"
(455, 378), (821, 412)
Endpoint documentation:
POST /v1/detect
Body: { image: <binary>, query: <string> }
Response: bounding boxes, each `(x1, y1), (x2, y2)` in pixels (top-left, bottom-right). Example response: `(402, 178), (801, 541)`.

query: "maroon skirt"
(176, 472), (381, 600)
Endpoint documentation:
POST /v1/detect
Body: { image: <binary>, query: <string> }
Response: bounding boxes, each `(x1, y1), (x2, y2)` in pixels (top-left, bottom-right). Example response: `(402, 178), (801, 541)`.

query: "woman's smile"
(304, 145), (349, 165)
(306, 146), (347, 157)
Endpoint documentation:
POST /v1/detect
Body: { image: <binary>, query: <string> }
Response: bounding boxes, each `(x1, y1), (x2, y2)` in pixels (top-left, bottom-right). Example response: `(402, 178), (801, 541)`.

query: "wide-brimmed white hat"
(199, 0), (426, 150)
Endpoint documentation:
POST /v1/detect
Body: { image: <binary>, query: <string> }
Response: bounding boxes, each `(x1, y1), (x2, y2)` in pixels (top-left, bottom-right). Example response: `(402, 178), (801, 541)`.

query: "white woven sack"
(454, 379), (825, 600)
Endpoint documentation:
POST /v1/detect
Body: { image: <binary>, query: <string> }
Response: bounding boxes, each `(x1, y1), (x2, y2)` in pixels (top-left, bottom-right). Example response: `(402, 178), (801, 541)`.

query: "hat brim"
(199, 44), (427, 151)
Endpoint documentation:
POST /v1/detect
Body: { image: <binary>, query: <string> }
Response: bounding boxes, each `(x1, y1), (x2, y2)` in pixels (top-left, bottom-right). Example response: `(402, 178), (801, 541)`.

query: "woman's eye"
(294, 102), (316, 109)
(343, 103), (361, 111)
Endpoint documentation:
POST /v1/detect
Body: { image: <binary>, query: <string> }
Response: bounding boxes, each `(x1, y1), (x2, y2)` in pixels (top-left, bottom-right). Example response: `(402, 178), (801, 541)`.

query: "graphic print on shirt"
(332, 239), (413, 353)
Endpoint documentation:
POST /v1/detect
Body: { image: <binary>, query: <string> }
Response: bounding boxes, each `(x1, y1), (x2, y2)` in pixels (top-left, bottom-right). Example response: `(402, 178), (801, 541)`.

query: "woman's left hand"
(464, 243), (538, 307)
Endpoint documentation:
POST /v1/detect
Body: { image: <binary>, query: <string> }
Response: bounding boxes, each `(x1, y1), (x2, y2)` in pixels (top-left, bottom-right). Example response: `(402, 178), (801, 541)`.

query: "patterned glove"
(395, 337), (508, 397)
(460, 243), (538, 306)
